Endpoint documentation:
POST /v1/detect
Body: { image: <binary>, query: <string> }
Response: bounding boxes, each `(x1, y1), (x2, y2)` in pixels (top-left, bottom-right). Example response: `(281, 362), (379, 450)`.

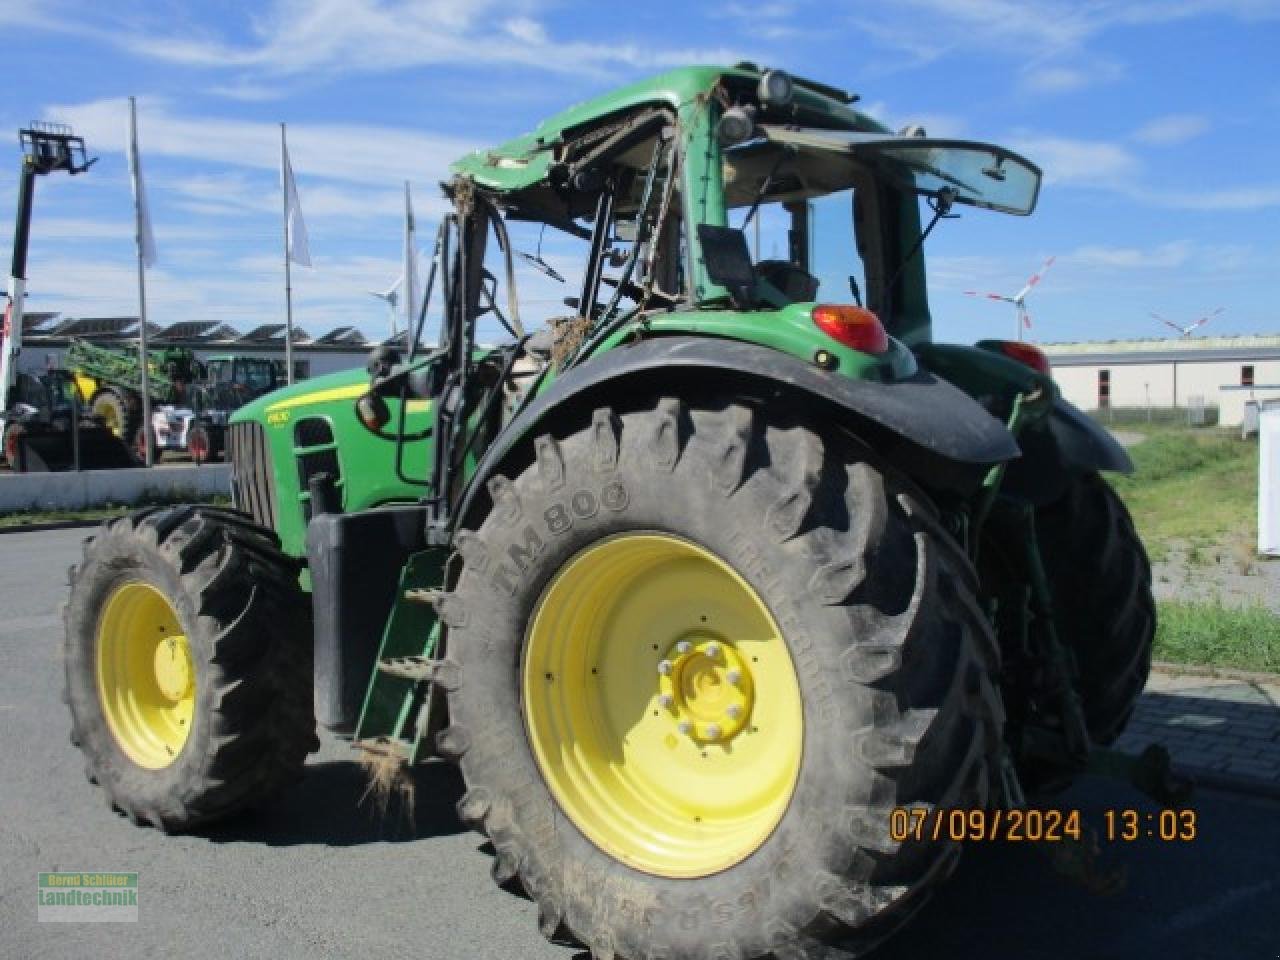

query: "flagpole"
(403, 181), (415, 346)
(280, 123), (295, 385)
(129, 96), (153, 467)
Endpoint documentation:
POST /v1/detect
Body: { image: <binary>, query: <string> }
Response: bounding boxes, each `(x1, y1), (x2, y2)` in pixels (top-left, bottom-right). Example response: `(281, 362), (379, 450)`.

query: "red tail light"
(998, 341), (1051, 375)
(811, 305), (889, 354)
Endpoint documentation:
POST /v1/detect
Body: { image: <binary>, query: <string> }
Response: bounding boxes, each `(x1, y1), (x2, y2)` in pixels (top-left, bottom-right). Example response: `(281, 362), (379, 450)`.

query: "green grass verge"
(1108, 426), (1257, 562)
(1155, 599), (1280, 674)
(0, 492), (230, 529)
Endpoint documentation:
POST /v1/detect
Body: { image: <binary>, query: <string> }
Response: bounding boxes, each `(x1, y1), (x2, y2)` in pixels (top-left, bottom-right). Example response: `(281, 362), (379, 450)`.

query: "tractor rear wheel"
(1036, 473), (1155, 745)
(91, 388), (139, 442)
(64, 506), (317, 830)
(439, 397), (1004, 960)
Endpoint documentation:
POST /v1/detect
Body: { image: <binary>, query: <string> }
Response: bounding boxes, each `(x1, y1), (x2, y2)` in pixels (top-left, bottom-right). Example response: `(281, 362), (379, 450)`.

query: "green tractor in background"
(64, 65), (1170, 959)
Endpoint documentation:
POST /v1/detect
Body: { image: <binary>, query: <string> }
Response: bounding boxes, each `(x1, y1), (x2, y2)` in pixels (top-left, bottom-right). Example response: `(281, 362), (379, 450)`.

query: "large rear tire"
(1035, 473), (1155, 744)
(64, 506), (317, 831)
(91, 388), (139, 442)
(439, 397), (1004, 960)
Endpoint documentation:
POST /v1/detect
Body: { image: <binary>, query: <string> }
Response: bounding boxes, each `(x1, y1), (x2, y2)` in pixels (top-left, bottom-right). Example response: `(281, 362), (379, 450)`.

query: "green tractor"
(64, 66), (1170, 958)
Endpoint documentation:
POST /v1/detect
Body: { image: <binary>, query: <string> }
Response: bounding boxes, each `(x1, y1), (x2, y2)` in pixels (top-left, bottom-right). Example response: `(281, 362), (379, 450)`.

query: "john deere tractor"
(64, 66), (1172, 958)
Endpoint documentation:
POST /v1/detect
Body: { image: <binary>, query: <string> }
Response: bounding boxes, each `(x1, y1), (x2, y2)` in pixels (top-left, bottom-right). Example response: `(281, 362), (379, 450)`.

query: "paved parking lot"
(2, 527), (1277, 959)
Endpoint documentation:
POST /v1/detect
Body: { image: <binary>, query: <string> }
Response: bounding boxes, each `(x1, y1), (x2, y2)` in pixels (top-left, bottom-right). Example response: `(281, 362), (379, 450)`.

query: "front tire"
(439, 397), (1004, 960)
(64, 506), (317, 831)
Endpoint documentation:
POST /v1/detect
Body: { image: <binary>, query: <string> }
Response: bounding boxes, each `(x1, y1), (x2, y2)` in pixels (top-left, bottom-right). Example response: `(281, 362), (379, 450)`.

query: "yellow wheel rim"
(95, 581), (195, 769)
(95, 399), (122, 437)
(523, 533), (803, 878)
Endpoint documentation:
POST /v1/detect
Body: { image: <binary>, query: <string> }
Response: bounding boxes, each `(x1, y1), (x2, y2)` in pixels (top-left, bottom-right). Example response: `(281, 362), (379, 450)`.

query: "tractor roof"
(450, 64), (887, 194)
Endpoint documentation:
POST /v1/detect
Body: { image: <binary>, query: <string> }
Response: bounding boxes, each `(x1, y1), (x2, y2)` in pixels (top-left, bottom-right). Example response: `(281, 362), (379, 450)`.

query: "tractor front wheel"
(440, 397), (1004, 960)
(64, 506), (317, 830)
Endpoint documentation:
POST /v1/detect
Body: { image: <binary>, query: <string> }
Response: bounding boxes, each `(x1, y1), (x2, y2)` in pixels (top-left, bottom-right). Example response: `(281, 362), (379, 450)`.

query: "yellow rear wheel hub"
(95, 581), (195, 769)
(94, 400), (121, 437)
(522, 533), (803, 878)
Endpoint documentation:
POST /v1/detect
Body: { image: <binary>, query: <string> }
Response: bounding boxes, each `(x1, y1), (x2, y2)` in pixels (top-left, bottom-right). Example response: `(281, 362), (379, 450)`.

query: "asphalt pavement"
(2, 527), (1277, 960)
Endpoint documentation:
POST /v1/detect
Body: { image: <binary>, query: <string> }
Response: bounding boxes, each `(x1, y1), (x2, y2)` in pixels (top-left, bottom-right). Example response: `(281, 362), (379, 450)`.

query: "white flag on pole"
(403, 181), (418, 333)
(126, 111), (157, 268)
(281, 140), (311, 267)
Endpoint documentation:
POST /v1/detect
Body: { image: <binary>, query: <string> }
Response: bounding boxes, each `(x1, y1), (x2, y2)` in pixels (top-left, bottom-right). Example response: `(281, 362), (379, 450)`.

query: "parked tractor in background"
(66, 339), (281, 463)
(64, 66), (1179, 959)
(1, 366), (132, 470)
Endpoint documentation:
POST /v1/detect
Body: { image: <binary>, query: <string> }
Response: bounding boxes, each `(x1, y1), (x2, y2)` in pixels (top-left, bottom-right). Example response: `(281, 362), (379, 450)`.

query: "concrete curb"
(0, 518), (106, 535)
(1151, 660), (1280, 685)
(0, 464), (230, 512)
(1181, 765), (1280, 802)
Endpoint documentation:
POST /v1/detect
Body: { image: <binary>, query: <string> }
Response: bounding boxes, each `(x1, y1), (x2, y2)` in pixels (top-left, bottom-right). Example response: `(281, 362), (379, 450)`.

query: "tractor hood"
(231, 366), (367, 428)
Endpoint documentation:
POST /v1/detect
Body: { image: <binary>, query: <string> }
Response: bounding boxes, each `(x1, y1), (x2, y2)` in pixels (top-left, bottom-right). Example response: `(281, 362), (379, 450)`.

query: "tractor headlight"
(758, 69), (794, 109)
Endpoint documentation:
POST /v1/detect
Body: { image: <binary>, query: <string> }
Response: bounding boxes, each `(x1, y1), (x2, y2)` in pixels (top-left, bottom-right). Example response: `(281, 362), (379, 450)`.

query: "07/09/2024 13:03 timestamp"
(888, 807), (1198, 843)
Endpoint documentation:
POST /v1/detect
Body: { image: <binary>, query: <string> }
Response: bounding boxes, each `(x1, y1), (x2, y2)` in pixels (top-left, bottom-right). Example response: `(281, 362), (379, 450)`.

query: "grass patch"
(0, 491), (230, 529)
(1155, 599), (1280, 674)
(1109, 426), (1257, 561)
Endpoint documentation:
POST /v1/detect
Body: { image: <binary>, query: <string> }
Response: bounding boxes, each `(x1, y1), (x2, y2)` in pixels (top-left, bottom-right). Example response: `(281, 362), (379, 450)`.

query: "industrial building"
(1041, 334), (1280, 427)
(12, 314), (384, 381)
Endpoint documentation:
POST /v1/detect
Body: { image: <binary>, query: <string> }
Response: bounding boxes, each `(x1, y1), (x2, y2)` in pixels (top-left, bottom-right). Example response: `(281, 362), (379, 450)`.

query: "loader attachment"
(11, 424), (133, 471)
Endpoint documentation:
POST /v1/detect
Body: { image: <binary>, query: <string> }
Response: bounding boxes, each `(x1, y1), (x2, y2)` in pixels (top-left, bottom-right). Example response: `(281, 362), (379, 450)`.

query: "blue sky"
(0, 0), (1277, 346)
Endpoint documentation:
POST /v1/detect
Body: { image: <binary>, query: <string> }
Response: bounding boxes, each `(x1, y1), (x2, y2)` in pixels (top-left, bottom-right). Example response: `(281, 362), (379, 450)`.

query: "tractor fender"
(1002, 395), (1133, 505)
(455, 335), (1019, 526)
(1045, 395), (1133, 474)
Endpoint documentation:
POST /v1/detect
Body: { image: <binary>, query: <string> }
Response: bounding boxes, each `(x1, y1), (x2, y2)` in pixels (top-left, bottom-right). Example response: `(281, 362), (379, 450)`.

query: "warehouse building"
(12, 315), (384, 381)
(1040, 334), (1280, 427)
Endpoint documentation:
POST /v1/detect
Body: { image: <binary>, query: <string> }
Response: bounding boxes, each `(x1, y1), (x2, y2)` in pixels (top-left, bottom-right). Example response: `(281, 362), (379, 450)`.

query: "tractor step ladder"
(352, 548), (448, 765)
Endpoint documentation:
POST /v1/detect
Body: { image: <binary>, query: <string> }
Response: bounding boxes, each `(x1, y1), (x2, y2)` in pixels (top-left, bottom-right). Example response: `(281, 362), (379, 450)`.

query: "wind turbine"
(369, 276), (401, 339)
(1152, 307), (1223, 338)
(965, 256), (1055, 341)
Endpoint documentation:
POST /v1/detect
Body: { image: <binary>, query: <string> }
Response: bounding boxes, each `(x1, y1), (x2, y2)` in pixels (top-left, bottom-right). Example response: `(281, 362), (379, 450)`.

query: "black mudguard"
(455, 335), (1019, 526)
(1003, 396), (1133, 505)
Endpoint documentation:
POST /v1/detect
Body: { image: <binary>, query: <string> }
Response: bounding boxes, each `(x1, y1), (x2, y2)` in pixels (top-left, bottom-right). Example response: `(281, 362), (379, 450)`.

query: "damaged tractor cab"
(64, 65), (1172, 960)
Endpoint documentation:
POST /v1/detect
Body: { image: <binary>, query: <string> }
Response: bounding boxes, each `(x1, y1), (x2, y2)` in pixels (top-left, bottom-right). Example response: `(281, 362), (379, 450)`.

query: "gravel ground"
(1151, 544), (1280, 612)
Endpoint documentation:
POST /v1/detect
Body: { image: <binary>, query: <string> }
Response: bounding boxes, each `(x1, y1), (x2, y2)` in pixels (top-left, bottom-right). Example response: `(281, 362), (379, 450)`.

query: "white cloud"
(1067, 241), (1192, 270)
(44, 97), (478, 188)
(1020, 60), (1124, 94)
(502, 17), (547, 45)
(102, 0), (747, 81)
(1139, 184), (1280, 210)
(1132, 114), (1210, 145)
(1006, 134), (1140, 188)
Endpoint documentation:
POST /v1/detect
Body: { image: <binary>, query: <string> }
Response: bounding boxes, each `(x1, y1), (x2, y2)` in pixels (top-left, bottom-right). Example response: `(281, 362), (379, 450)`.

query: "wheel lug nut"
(704, 643), (721, 658)
(657, 659), (673, 676)
(676, 640), (691, 654)
(677, 720), (692, 735)
(658, 693), (674, 708)
(705, 723), (722, 739)
(726, 669), (741, 685)
(726, 704), (742, 720)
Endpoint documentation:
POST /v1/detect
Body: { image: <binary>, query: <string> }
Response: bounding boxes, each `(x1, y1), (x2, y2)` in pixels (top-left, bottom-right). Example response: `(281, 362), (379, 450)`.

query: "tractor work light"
(717, 105), (757, 146)
(758, 69), (794, 109)
(811, 305), (889, 355)
(356, 391), (391, 431)
(998, 340), (1052, 375)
